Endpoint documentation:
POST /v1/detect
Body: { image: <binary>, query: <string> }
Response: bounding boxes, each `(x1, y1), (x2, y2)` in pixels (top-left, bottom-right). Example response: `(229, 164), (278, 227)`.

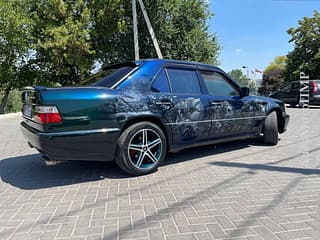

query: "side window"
(201, 71), (239, 96)
(282, 84), (291, 91)
(151, 69), (170, 93)
(166, 68), (201, 94)
(291, 82), (299, 90)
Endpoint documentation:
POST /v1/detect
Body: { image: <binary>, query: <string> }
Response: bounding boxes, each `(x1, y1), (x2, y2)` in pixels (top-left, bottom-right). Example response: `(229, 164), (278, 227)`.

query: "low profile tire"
(263, 111), (279, 145)
(115, 122), (167, 176)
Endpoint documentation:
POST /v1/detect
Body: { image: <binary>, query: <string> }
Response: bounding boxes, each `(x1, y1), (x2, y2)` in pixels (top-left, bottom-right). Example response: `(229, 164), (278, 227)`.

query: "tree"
(0, 0), (220, 113)
(30, 0), (96, 86)
(285, 10), (320, 80)
(0, 0), (34, 114)
(259, 56), (287, 95)
(31, 0), (220, 83)
(228, 69), (248, 86)
(93, 0), (220, 65)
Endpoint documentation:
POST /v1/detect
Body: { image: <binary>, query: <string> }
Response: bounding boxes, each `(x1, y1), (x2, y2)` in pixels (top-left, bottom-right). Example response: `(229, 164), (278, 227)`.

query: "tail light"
(34, 106), (62, 124)
(311, 80), (318, 94)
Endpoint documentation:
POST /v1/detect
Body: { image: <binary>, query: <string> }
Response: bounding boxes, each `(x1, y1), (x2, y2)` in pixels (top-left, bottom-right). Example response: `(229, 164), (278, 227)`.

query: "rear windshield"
(81, 66), (134, 87)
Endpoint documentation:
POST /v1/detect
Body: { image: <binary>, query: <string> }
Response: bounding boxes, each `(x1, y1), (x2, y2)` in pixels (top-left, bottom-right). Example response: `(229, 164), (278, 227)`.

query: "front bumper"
(281, 113), (290, 133)
(20, 121), (120, 161)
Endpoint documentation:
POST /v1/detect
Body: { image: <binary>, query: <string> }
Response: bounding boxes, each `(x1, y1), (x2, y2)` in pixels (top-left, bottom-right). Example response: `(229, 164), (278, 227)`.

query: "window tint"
(201, 71), (238, 96)
(166, 68), (201, 94)
(291, 82), (300, 90)
(151, 70), (170, 93)
(282, 84), (291, 91)
(116, 62), (160, 90)
(84, 66), (134, 87)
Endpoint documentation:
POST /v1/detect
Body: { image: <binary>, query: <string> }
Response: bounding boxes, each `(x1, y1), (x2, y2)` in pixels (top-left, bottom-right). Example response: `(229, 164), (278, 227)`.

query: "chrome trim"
(38, 128), (120, 137)
(165, 116), (266, 126)
(111, 65), (140, 89)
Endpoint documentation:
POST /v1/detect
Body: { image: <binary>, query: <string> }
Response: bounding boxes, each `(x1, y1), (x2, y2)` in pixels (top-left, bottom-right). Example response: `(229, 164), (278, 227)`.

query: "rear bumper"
(20, 122), (120, 161)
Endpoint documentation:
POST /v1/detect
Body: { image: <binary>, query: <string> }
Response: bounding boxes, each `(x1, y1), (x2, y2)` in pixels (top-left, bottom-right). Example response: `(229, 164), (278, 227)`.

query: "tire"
(115, 122), (167, 176)
(290, 103), (297, 107)
(263, 111), (279, 145)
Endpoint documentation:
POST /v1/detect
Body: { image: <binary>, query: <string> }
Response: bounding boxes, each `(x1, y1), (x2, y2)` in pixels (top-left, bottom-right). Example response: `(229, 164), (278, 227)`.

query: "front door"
(199, 70), (256, 138)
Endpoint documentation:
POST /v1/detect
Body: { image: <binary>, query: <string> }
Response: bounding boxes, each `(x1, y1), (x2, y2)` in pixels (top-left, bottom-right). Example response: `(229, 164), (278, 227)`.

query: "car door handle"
(155, 99), (173, 106)
(209, 101), (223, 106)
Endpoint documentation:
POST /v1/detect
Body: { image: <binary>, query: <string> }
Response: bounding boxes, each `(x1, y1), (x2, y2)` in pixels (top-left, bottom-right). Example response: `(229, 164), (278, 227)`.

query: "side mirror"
(240, 87), (250, 98)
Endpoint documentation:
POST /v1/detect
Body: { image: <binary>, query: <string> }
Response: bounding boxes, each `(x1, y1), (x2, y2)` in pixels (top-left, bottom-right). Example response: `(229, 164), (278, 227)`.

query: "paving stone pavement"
(0, 107), (320, 240)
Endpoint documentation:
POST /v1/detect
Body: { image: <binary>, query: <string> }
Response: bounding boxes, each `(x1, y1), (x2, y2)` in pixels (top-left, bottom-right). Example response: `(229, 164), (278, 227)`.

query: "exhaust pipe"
(41, 155), (64, 166)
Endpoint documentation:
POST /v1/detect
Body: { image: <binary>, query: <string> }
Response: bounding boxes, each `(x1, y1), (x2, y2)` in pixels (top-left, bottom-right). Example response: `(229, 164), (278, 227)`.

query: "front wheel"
(116, 122), (167, 176)
(263, 111), (279, 145)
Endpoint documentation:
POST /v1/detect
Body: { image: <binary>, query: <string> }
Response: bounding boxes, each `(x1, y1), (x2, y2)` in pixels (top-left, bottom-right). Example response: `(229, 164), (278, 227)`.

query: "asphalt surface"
(0, 107), (320, 240)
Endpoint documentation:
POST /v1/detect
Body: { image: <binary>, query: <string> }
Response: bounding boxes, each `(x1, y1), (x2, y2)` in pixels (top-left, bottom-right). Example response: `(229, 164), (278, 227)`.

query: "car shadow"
(164, 137), (263, 166)
(0, 137), (286, 190)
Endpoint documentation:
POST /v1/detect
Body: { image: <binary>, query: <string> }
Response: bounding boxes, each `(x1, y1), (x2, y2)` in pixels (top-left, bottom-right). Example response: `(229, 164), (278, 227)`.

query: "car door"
(199, 70), (256, 138)
(287, 82), (300, 104)
(150, 65), (212, 145)
(277, 83), (292, 103)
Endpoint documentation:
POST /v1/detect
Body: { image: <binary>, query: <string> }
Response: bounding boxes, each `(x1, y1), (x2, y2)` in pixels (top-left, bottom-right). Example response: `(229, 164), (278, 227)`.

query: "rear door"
(151, 65), (212, 145)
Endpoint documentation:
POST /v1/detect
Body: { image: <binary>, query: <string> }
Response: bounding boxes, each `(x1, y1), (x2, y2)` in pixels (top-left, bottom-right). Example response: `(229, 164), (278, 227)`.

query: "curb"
(0, 112), (21, 120)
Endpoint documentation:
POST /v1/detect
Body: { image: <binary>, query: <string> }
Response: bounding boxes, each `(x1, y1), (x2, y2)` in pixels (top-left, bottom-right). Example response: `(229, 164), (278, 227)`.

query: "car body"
(269, 80), (320, 106)
(21, 59), (290, 175)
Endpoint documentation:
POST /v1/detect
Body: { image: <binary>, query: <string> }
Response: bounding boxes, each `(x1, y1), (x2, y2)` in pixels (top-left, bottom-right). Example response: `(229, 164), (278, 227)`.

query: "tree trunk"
(0, 88), (11, 114)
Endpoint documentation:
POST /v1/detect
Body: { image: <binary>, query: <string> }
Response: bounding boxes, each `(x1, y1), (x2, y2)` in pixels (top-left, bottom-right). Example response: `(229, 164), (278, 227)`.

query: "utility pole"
(132, 0), (163, 60)
(137, 0), (163, 59)
(132, 0), (139, 60)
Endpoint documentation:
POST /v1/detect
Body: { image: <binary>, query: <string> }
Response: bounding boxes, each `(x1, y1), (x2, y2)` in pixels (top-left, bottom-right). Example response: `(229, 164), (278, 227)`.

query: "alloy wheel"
(127, 128), (163, 169)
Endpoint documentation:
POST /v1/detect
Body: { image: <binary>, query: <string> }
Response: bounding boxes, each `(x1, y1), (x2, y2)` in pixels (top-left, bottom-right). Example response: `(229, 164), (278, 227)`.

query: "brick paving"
(0, 107), (320, 240)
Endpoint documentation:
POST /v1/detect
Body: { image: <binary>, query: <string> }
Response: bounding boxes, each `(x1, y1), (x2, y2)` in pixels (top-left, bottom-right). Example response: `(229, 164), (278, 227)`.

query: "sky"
(209, 0), (319, 76)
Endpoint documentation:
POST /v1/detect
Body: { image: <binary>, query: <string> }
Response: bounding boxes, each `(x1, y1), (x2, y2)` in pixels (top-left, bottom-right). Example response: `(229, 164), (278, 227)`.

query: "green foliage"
(285, 10), (320, 80)
(95, 0), (220, 65)
(135, 0), (220, 65)
(228, 69), (248, 86)
(0, 0), (34, 113)
(0, 90), (22, 114)
(259, 56), (287, 96)
(31, 0), (96, 85)
(0, 0), (220, 113)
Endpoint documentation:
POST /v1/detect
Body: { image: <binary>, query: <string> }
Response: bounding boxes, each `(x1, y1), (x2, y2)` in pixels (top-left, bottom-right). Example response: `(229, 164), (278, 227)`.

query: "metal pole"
(137, 0), (163, 59)
(132, 0), (139, 60)
(247, 68), (249, 88)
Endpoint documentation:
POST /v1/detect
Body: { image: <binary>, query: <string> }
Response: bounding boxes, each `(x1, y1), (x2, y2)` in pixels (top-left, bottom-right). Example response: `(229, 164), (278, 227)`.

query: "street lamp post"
(242, 65), (249, 87)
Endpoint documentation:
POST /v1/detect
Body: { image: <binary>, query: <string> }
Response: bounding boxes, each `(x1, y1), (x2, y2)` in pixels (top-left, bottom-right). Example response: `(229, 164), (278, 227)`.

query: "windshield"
(81, 66), (134, 87)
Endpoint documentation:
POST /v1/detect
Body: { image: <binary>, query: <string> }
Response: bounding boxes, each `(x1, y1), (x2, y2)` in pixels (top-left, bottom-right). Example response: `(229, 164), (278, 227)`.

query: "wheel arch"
(120, 116), (171, 149)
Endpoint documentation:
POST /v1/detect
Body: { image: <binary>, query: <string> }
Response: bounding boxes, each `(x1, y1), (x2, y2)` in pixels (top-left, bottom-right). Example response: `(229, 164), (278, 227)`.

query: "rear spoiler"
(101, 61), (141, 71)
(23, 86), (47, 91)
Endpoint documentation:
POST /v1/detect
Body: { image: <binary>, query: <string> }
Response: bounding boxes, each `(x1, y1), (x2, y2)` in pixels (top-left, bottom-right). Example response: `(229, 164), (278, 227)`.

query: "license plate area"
(23, 104), (33, 118)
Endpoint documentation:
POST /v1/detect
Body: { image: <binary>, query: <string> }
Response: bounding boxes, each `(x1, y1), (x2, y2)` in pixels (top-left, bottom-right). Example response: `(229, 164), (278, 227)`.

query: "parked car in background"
(269, 80), (320, 107)
(21, 59), (290, 176)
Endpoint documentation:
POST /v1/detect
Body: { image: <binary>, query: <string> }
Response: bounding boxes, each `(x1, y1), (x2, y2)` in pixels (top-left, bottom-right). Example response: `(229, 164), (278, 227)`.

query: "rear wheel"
(263, 111), (278, 145)
(116, 122), (167, 176)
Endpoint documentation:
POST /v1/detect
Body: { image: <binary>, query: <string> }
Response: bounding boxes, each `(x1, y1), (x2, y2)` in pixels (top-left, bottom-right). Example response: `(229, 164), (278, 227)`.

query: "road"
(0, 107), (320, 240)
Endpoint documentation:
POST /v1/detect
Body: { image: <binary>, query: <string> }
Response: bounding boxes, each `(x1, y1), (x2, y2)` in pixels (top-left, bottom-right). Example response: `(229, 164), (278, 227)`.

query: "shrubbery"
(0, 90), (22, 114)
